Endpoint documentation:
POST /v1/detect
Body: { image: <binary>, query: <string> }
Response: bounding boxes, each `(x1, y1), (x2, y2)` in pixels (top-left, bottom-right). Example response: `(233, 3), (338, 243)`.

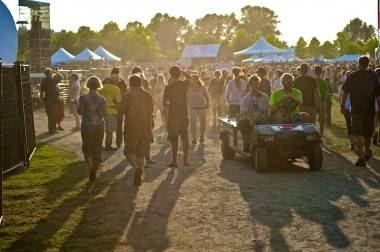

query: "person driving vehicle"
(238, 74), (269, 152)
(269, 73), (307, 124)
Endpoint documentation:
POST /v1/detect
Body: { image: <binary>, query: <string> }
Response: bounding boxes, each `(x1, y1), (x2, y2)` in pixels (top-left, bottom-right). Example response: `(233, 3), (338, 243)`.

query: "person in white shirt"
(68, 73), (81, 130)
(224, 67), (247, 117)
(272, 69), (283, 91)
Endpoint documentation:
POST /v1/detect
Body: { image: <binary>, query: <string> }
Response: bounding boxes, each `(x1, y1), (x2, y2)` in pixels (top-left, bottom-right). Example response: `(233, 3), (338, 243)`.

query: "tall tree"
(308, 37), (321, 57)
(230, 28), (252, 53)
(342, 18), (375, 44)
(147, 13), (190, 60)
(193, 13), (238, 41)
(319, 41), (337, 59)
(76, 26), (99, 51)
(51, 30), (79, 54)
(240, 6), (280, 36)
(295, 37), (308, 58)
(99, 22), (123, 56)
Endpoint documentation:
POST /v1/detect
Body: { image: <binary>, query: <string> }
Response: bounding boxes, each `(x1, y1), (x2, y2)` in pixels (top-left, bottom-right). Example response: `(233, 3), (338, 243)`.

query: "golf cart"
(219, 116), (323, 173)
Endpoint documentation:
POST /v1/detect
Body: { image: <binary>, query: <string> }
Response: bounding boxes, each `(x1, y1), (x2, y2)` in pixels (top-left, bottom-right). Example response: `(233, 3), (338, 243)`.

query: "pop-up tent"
(233, 37), (286, 57)
(255, 54), (283, 63)
(73, 48), (101, 62)
(333, 54), (361, 62)
(280, 54), (301, 62)
(0, 1), (18, 64)
(51, 48), (74, 66)
(94, 46), (121, 62)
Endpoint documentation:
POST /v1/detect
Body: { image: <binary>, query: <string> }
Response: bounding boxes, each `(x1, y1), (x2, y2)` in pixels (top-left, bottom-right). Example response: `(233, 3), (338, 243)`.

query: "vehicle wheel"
(308, 144), (323, 171)
(254, 147), (268, 173)
(221, 134), (235, 159)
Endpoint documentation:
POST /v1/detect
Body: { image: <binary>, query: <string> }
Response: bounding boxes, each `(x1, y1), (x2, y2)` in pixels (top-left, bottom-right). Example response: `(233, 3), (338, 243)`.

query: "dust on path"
(34, 113), (380, 252)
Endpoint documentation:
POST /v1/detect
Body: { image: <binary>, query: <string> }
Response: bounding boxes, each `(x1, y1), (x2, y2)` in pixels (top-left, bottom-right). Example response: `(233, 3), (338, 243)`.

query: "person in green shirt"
(269, 73), (303, 124)
(315, 65), (328, 137)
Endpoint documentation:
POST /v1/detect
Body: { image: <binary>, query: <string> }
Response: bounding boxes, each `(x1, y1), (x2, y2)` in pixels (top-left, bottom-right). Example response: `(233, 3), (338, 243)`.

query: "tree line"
(50, 5), (378, 61)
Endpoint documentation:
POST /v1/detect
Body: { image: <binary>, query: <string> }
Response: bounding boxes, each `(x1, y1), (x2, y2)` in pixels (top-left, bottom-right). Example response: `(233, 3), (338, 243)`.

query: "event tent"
(51, 48), (74, 66)
(333, 54), (361, 62)
(73, 48), (101, 62)
(255, 54), (283, 63)
(233, 37), (286, 56)
(180, 44), (221, 58)
(0, 1), (18, 64)
(280, 54), (300, 62)
(94, 46), (121, 62)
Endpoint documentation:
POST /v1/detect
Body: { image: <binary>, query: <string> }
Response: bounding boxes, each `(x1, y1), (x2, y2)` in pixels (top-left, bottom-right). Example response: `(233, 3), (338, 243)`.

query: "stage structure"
(18, 0), (51, 72)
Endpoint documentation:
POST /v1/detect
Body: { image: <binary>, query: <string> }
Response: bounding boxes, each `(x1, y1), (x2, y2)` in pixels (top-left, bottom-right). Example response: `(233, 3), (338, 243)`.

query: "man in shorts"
(208, 70), (225, 127)
(315, 65), (329, 138)
(341, 56), (380, 167)
(119, 74), (154, 186)
(163, 66), (191, 167)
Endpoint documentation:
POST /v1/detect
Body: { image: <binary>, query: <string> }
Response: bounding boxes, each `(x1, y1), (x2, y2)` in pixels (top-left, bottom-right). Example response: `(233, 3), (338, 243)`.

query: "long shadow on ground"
(219, 148), (379, 251)
(8, 159), (132, 252)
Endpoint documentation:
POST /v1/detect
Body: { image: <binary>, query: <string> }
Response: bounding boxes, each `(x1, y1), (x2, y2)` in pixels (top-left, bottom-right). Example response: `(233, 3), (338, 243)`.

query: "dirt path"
(34, 113), (380, 252)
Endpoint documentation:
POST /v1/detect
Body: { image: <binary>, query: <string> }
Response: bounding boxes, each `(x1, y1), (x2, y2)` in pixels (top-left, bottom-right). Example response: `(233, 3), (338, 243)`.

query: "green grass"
(0, 144), (89, 251)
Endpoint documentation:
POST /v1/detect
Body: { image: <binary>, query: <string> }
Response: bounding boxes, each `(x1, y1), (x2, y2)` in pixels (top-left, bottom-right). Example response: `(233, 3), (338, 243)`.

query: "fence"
(0, 62), (36, 225)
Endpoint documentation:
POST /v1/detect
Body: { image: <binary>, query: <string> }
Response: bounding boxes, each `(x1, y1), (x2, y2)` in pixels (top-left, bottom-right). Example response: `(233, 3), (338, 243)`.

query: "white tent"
(73, 48), (101, 62)
(94, 46), (121, 62)
(255, 54), (283, 63)
(181, 44), (220, 58)
(0, 1), (18, 64)
(51, 48), (74, 65)
(233, 37), (286, 56)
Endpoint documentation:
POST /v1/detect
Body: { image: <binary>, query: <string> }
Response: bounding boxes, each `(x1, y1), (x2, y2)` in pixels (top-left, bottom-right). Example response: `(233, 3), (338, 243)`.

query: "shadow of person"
(126, 164), (198, 252)
(60, 168), (138, 251)
(219, 148), (375, 251)
(144, 144), (171, 182)
(36, 130), (78, 145)
(8, 160), (129, 251)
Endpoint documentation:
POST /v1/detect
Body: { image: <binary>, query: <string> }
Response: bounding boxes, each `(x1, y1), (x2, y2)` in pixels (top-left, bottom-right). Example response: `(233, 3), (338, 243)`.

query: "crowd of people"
(40, 56), (380, 187)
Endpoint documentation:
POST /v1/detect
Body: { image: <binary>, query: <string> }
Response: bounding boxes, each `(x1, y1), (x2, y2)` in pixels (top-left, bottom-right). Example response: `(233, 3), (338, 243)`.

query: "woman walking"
(188, 75), (209, 144)
(78, 76), (107, 184)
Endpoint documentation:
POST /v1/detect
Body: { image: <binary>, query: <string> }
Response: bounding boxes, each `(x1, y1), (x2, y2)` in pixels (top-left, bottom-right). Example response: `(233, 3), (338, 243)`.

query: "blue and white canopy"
(255, 54), (283, 63)
(333, 54), (361, 62)
(94, 46), (121, 62)
(73, 48), (101, 62)
(281, 54), (301, 62)
(234, 37), (286, 56)
(242, 55), (260, 63)
(0, 1), (18, 64)
(51, 48), (74, 66)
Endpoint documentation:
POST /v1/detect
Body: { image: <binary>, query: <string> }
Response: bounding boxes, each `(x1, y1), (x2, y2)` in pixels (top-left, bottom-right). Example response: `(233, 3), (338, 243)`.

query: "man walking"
(40, 68), (63, 134)
(341, 56), (380, 167)
(208, 70), (224, 127)
(163, 66), (191, 167)
(100, 72), (121, 151)
(119, 74), (154, 186)
(294, 63), (321, 122)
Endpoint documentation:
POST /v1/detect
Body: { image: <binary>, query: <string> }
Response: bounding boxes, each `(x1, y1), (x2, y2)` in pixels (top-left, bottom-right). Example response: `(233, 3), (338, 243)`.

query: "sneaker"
(355, 158), (366, 167)
(133, 169), (143, 187)
(58, 126), (64, 131)
(104, 146), (117, 151)
(350, 144), (356, 151)
(191, 139), (197, 145)
(199, 136), (204, 144)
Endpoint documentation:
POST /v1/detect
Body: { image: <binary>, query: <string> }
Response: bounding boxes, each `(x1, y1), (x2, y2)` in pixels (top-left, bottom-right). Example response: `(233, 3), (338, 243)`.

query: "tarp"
(333, 54), (361, 62)
(0, 1), (18, 64)
(51, 48), (74, 66)
(73, 48), (101, 62)
(255, 54), (283, 63)
(233, 37), (286, 56)
(19, 0), (50, 7)
(181, 44), (220, 58)
(94, 46), (121, 62)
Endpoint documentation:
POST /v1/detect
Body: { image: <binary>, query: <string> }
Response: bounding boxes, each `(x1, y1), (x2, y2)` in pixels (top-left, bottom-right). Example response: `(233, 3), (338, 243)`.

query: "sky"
(2, 0), (378, 46)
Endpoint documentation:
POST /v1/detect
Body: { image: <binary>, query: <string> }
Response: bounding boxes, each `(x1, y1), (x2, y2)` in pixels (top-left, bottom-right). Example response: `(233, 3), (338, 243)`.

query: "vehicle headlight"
(261, 135), (275, 142)
(306, 134), (317, 141)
